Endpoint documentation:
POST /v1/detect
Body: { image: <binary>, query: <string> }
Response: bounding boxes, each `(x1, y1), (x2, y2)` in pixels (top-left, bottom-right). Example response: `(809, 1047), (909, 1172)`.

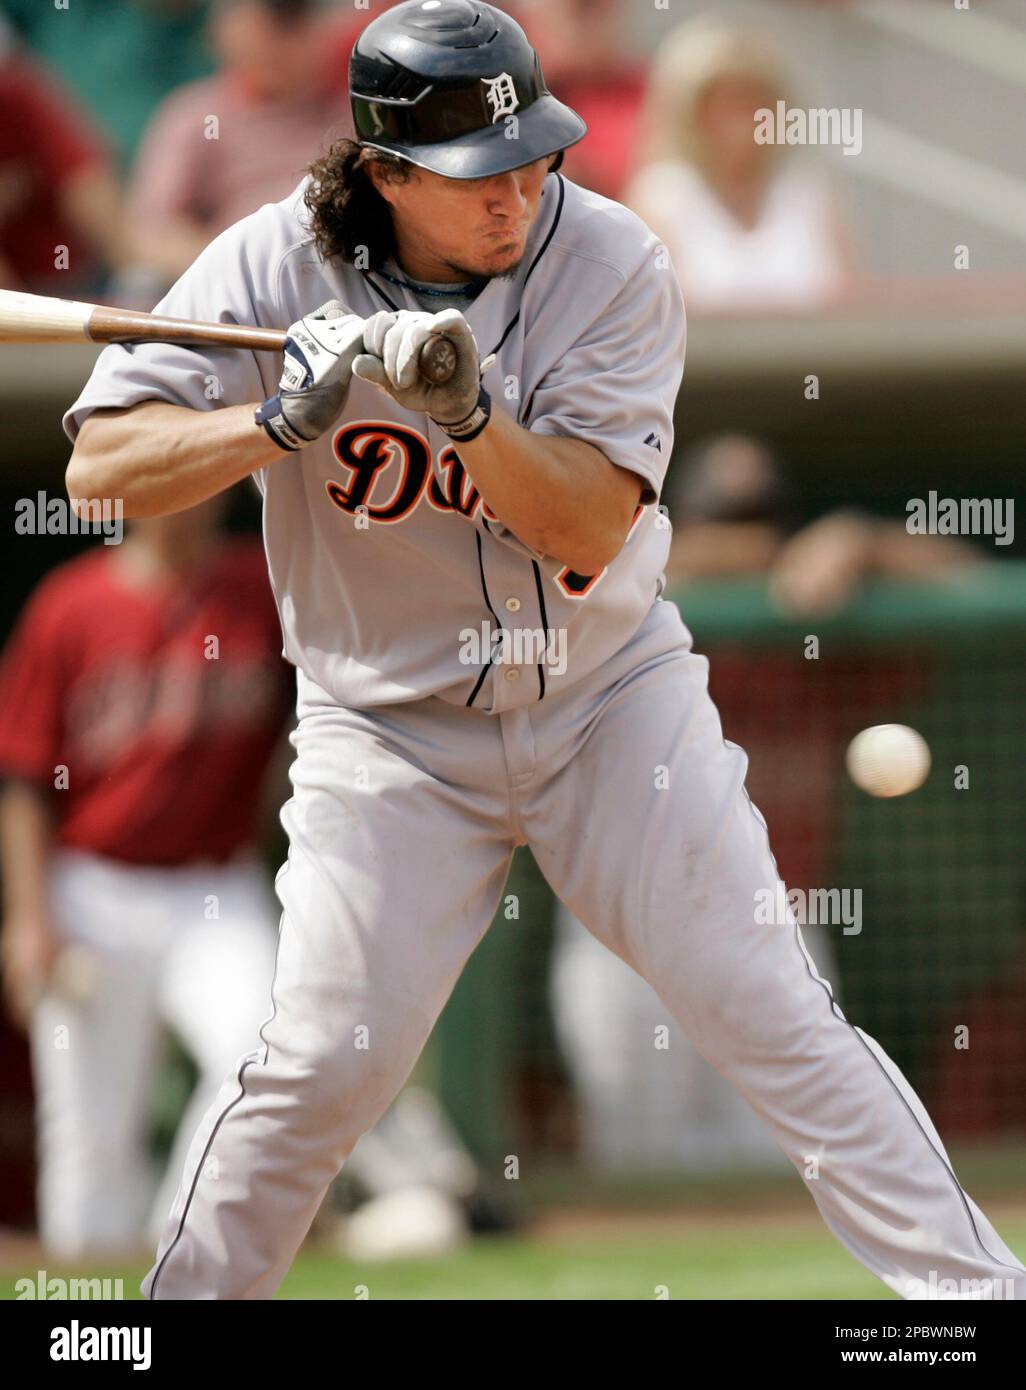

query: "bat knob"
(419, 334), (458, 385)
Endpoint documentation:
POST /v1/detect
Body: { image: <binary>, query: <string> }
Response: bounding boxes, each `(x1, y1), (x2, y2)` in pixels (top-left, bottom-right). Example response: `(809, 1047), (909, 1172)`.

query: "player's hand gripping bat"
(0, 288), (459, 384)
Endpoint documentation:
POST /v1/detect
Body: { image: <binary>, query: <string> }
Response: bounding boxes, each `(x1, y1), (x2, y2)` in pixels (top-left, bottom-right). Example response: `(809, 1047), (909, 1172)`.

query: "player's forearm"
(0, 782), (53, 920)
(67, 401), (283, 518)
(456, 408), (637, 573)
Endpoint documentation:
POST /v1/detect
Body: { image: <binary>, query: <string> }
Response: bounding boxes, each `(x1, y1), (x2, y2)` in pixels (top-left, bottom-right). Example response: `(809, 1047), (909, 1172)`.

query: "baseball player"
(0, 496), (289, 1258)
(63, 1), (1024, 1300)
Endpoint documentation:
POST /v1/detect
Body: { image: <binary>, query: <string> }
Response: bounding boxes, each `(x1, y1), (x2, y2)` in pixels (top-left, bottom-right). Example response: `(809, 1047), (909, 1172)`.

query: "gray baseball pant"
(143, 600), (1026, 1300)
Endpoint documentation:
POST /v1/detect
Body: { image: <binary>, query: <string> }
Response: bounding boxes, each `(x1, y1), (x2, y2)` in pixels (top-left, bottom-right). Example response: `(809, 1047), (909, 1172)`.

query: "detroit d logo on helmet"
(482, 73), (519, 123)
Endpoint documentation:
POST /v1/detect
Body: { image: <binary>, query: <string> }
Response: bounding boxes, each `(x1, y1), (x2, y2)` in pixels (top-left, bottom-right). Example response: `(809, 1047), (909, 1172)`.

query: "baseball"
(845, 724), (931, 798)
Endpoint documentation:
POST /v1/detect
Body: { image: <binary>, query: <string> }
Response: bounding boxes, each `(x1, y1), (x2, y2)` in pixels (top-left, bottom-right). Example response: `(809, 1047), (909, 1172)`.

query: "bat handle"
(418, 334), (458, 385)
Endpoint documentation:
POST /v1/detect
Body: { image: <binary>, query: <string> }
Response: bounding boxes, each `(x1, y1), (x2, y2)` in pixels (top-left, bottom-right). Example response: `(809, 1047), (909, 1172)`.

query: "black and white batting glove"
(353, 309), (491, 442)
(256, 300), (366, 451)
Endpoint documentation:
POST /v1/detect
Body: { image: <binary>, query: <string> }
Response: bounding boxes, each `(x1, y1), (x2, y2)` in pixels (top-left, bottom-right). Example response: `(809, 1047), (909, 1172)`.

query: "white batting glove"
(353, 309), (491, 441)
(256, 299), (366, 450)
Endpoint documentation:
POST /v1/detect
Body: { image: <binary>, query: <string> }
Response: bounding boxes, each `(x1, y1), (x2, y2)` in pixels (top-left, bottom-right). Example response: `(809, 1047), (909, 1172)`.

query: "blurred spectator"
(319, 0), (398, 89)
(0, 497), (293, 1258)
(127, 0), (353, 290)
(550, 434), (984, 1174)
(0, 15), (136, 294)
(3, 0), (213, 169)
(625, 19), (853, 311)
(514, 0), (644, 199)
(667, 434), (982, 616)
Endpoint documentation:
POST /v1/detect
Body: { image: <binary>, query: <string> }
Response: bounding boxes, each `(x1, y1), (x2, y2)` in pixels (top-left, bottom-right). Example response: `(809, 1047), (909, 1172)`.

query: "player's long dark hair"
(303, 139), (562, 270)
(303, 138), (411, 269)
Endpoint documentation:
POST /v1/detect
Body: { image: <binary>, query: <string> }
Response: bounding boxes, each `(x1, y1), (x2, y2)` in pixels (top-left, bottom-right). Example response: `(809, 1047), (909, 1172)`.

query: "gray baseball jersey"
(64, 173), (685, 712)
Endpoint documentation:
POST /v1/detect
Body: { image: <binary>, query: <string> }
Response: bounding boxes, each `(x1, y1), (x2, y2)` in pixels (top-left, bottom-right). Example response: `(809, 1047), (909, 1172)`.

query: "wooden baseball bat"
(0, 288), (457, 384)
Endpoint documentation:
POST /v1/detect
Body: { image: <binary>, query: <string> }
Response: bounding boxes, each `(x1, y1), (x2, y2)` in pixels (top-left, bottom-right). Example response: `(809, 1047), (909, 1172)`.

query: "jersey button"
(505, 597), (521, 612)
(504, 668), (520, 682)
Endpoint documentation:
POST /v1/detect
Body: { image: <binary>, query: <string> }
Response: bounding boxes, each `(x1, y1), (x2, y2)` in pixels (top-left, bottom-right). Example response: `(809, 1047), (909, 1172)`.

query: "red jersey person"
(0, 14), (135, 295)
(0, 495), (292, 1258)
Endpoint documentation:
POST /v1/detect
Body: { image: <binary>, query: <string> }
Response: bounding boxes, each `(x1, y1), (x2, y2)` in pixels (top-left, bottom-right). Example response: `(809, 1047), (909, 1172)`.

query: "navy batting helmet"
(350, 0), (587, 179)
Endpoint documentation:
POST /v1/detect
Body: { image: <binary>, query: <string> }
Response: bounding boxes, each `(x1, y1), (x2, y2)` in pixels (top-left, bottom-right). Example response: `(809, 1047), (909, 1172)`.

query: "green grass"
(12, 1217), (1026, 1301)
(276, 1228), (894, 1301)
(7, 1151), (1024, 1300)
